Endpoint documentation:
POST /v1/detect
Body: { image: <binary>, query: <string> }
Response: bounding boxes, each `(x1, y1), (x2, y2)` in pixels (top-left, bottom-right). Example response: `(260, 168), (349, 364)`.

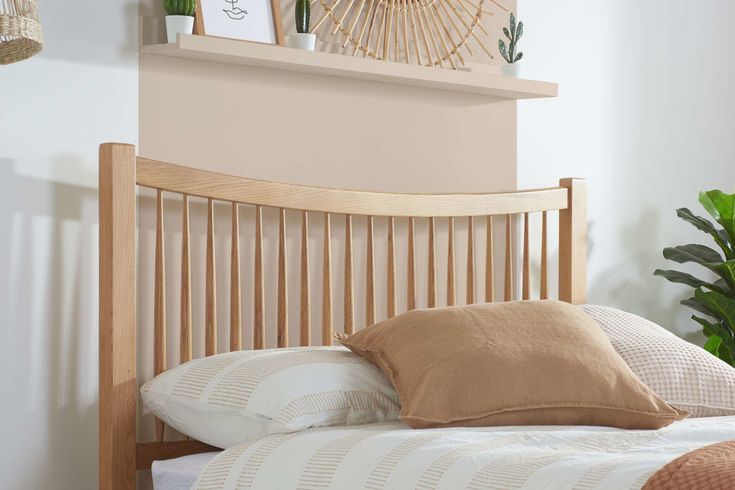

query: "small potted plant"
(164, 0), (196, 44)
(287, 0), (316, 51)
(499, 13), (523, 77)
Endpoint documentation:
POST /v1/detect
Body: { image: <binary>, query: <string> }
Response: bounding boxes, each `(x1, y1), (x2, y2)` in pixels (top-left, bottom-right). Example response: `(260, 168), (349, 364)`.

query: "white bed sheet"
(188, 416), (735, 489)
(152, 452), (220, 490)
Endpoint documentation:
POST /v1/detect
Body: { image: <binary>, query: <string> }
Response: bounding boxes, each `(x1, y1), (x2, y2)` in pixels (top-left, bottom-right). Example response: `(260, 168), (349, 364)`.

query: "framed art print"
(195, 0), (285, 45)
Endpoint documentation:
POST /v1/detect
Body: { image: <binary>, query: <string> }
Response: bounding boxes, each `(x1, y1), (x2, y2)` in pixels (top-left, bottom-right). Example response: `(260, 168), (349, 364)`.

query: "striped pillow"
(141, 346), (401, 449)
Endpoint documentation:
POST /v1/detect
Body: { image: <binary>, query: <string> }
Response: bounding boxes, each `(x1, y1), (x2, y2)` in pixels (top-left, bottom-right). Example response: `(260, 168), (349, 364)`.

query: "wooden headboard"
(98, 142), (587, 489)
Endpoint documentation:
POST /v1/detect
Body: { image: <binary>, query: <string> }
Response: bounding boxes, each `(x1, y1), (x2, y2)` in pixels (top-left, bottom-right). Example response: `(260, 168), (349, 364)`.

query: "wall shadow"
(0, 158), (99, 489)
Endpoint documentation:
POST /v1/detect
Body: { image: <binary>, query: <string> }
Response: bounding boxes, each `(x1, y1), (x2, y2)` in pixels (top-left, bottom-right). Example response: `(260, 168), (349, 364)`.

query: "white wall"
(518, 1), (735, 341)
(0, 1), (137, 487)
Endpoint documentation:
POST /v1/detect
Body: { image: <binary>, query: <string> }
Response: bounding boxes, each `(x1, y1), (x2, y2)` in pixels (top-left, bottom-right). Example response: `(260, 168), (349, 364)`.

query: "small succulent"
(498, 13), (523, 64)
(164, 0), (196, 16)
(295, 0), (310, 34)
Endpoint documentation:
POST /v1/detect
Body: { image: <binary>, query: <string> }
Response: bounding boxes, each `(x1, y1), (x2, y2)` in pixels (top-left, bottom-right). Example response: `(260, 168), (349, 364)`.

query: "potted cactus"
(498, 13), (523, 77)
(164, 0), (196, 44)
(287, 0), (316, 51)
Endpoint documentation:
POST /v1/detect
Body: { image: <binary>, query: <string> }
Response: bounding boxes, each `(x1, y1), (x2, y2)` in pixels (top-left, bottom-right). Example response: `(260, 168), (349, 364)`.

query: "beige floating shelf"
(141, 35), (558, 100)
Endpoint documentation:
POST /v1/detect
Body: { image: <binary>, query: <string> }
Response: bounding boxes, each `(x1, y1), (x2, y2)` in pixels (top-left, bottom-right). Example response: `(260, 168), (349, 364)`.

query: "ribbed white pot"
(501, 63), (522, 78)
(166, 15), (194, 44)
(287, 33), (317, 51)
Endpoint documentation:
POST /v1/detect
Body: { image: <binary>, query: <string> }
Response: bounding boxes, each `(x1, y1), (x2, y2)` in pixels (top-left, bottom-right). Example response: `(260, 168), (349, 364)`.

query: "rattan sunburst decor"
(0, 0), (43, 65)
(309, 0), (508, 69)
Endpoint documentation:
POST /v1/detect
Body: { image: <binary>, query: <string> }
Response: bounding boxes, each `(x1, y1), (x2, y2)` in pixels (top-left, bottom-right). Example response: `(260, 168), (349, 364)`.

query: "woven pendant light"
(0, 0), (43, 65)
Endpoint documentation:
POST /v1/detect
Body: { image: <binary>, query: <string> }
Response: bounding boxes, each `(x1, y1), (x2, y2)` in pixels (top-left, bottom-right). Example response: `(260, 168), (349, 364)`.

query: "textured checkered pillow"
(581, 304), (735, 417)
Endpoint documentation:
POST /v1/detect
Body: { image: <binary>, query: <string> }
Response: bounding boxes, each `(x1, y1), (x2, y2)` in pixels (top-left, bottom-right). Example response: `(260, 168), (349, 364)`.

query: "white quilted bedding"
(192, 416), (735, 489)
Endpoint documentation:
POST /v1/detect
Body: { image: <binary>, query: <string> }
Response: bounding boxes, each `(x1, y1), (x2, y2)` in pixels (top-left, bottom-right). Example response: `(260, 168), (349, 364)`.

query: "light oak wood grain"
(230, 203), (241, 351)
(485, 215), (494, 303)
(407, 217), (416, 310)
(278, 209), (288, 348)
(559, 178), (587, 304)
(154, 189), (166, 442)
(99, 143), (137, 490)
(447, 217), (455, 306)
(136, 157), (568, 218)
(300, 211), (311, 346)
(504, 214), (513, 302)
(205, 199), (217, 356)
(387, 216), (396, 318)
(254, 205), (265, 349)
(322, 213), (333, 344)
(466, 216), (475, 304)
(180, 195), (192, 364)
(428, 217), (437, 307)
(366, 216), (376, 326)
(522, 212), (530, 300)
(540, 210), (548, 300)
(344, 215), (354, 334)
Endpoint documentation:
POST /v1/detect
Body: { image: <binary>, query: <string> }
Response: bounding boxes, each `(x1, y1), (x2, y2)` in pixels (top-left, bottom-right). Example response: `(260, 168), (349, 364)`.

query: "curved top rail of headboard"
(137, 156), (569, 217)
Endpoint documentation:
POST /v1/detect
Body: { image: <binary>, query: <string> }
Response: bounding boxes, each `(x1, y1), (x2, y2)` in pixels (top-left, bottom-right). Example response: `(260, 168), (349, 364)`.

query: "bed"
(100, 142), (735, 490)
(152, 418), (735, 490)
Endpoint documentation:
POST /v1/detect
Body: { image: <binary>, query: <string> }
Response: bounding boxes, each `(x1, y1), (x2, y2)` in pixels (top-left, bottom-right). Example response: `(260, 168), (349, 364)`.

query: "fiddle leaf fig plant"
(295, 0), (310, 34)
(498, 13), (523, 64)
(164, 0), (196, 16)
(655, 190), (735, 366)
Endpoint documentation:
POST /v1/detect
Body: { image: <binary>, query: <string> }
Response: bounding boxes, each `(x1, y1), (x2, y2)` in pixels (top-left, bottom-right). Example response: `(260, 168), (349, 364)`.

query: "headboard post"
(558, 178), (587, 304)
(99, 143), (137, 490)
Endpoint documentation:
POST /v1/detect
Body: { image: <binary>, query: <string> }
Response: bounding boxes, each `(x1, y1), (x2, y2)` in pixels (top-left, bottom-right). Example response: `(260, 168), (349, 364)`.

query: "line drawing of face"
(223, 0), (247, 20)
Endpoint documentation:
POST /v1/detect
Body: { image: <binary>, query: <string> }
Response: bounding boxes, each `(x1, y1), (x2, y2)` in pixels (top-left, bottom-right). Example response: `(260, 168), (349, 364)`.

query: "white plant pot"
(287, 33), (317, 51)
(501, 63), (522, 78)
(166, 15), (194, 44)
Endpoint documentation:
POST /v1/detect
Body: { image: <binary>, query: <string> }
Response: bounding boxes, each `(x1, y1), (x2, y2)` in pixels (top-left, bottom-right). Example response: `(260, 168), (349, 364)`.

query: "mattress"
(152, 452), (219, 490)
(155, 416), (735, 490)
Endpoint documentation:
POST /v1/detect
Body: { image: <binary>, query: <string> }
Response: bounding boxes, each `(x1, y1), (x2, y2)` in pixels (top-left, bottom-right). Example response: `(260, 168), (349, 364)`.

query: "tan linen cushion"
(581, 304), (735, 417)
(340, 300), (687, 430)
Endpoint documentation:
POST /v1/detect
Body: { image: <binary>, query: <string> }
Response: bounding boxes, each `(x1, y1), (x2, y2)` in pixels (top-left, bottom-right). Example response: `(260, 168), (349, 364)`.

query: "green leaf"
(663, 244), (723, 266)
(715, 278), (731, 291)
(516, 21), (523, 40)
(498, 40), (510, 63)
(693, 315), (735, 353)
(677, 208), (733, 259)
(682, 296), (716, 317)
(654, 269), (729, 294)
(695, 288), (735, 331)
(700, 190), (735, 243)
(503, 27), (511, 40)
(707, 260), (735, 290)
(704, 334), (723, 355)
(693, 314), (718, 337)
(164, 0), (195, 15)
(514, 52), (523, 62)
(703, 333), (735, 366)
(663, 248), (735, 290)
(295, 0), (310, 33)
(510, 13), (516, 37)
(721, 341), (735, 366)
